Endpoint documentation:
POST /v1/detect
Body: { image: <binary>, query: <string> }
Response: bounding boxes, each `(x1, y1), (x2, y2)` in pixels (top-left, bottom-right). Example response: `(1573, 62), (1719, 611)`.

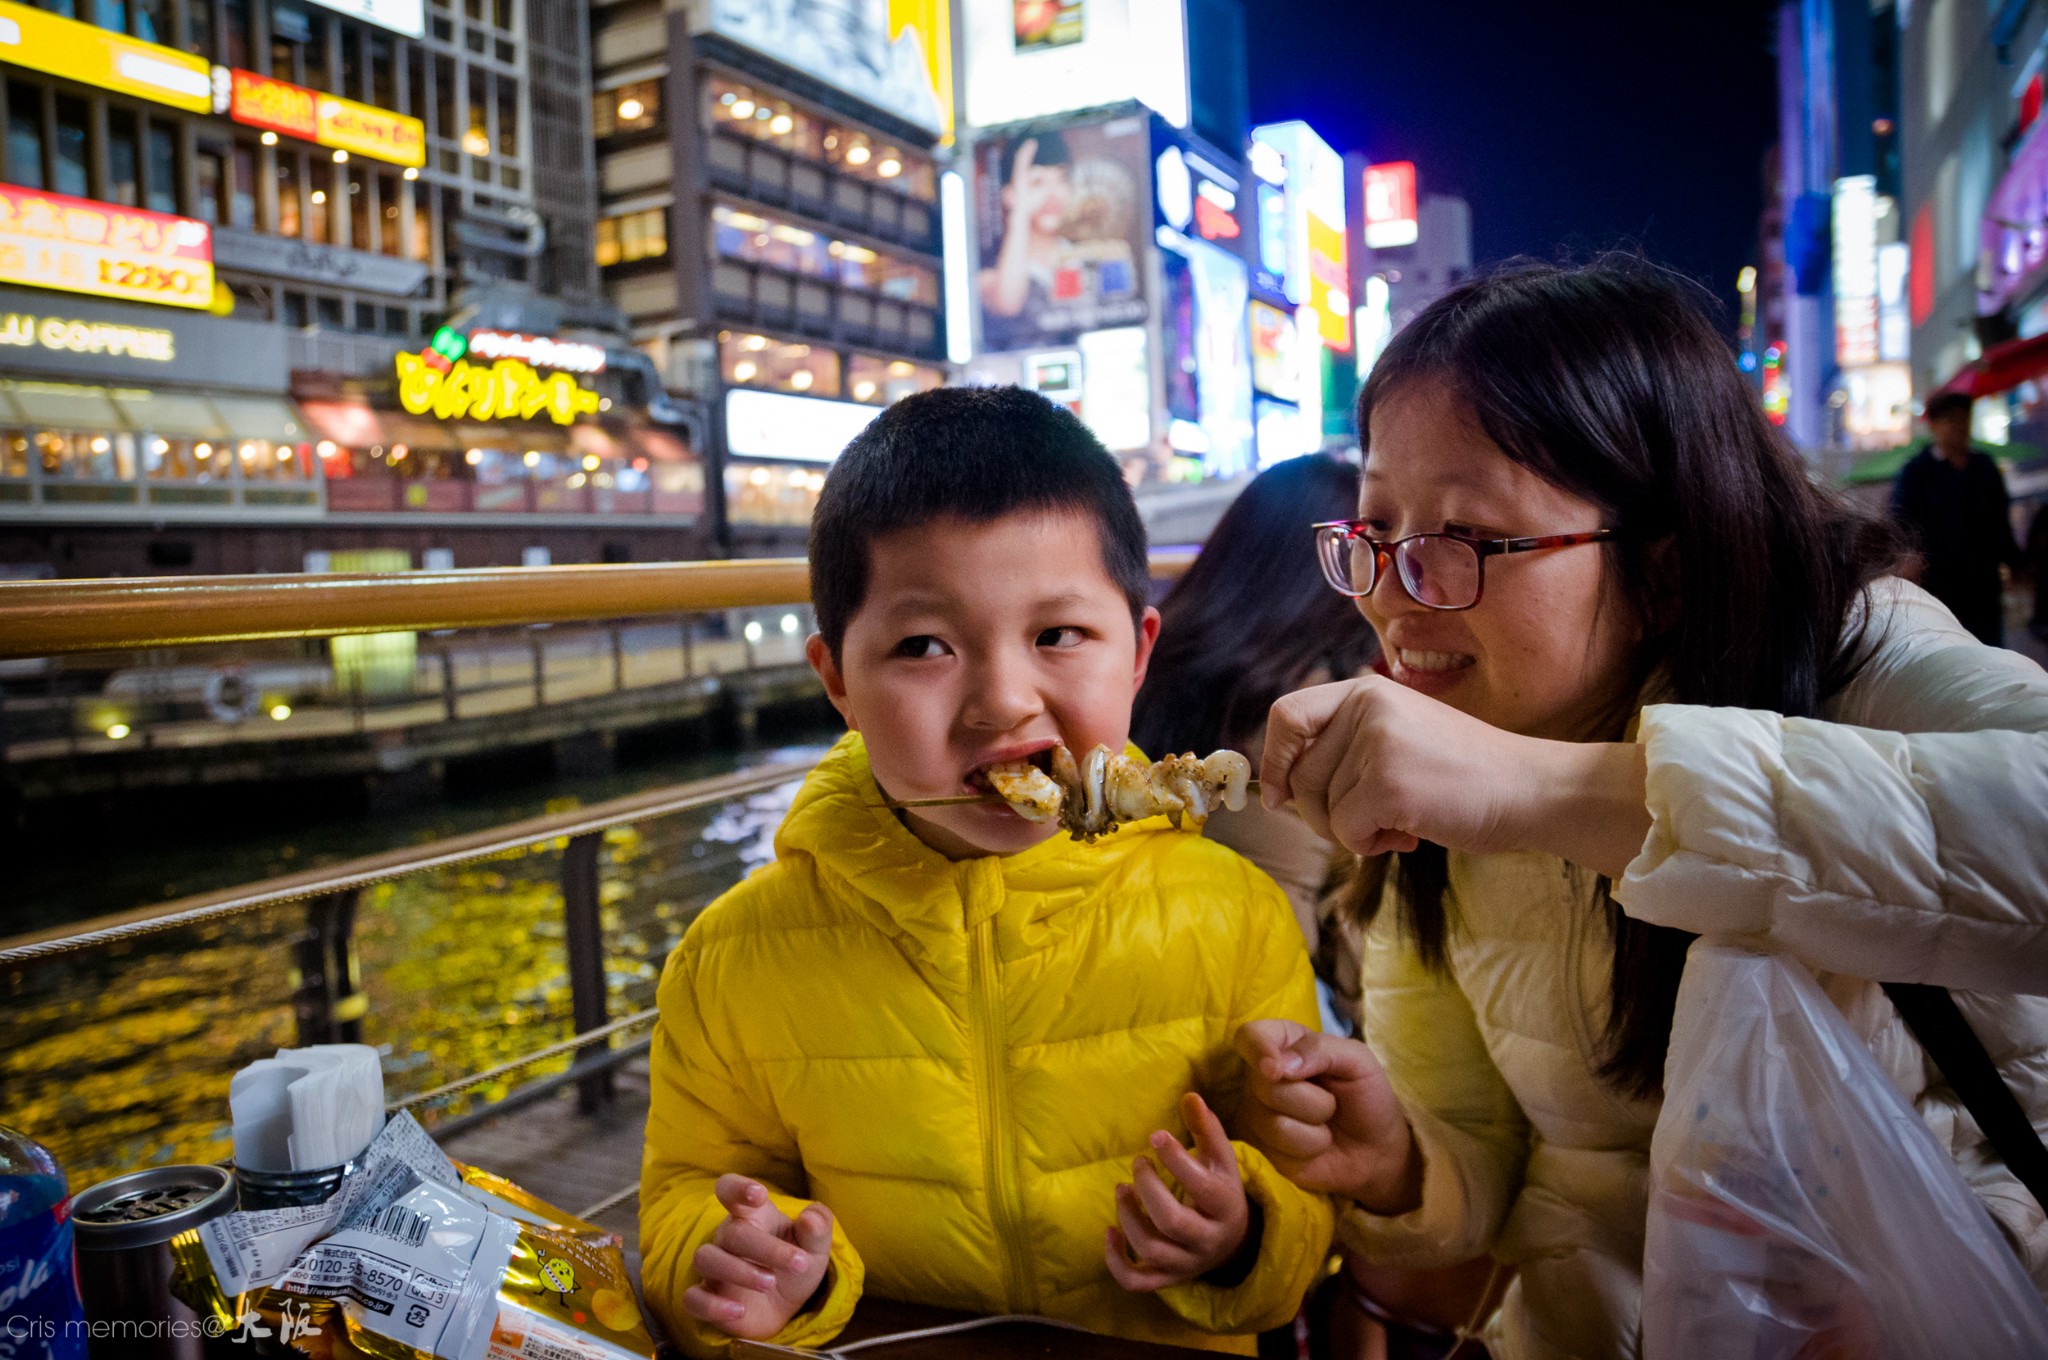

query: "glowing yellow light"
(332, 149), (349, 163)
(105, 723), (131, 739)
(845, 144), (870, 166)
(310, 189), (326, 204)
(260, 130), (278, 146)
(150, 438), (169, 454)
(730, 99), (755, 119)
(581, 453), (601, 471)
(748, 467), (770, 486)
(780, 612), (799, 634)
(238, 442), (256, 459)
(269, 703), (291, 720)
(887, 360), (914, 376)
(523, 450), (540, 467)
(391, 443), (408, 458)
(90, 436), (109, 453)
(316, 440), (338, 458)
(790, 369), (813, 390)
(1737, 265), (1757, 294)
(463, 129), (490, 155)
(195, 442), (212, 458)
(744, 334), (768, 351)
(617, 96), (645, 121)
(568, 471), (586, 488)
(277, 445), (293, 460)
(733, 360), (757, 381)
(769, 113), (793, 134)
(877, 158), (901, 178)
(403, 166), (419, 180)
(743, 620), (764, 643)
(465, 447), (483, 464)
(853, 380), (876, 400)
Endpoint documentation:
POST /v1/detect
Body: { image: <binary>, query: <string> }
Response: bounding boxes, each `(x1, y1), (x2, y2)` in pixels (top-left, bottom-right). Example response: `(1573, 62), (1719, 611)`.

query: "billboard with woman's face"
(972, 114), (1153, 353)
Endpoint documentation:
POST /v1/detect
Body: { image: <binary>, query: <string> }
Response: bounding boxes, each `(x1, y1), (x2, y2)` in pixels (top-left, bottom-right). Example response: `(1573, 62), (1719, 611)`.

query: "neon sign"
(0, 184), (214, 309)
(226, 69), (425, 168)
(465, 330), (607, 373)
(394, 350), (602, 425)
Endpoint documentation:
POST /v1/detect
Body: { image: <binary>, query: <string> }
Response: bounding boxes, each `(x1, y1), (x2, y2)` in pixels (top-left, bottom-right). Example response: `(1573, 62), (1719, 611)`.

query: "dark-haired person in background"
(1230, 262), (2048, 1357)
(1132, 454), (1378, 1018)
(1891, 391), (2025, 646)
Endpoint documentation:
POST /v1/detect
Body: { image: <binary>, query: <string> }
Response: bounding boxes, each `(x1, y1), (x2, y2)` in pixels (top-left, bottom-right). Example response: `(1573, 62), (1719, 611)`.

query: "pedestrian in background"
(1132, 453), (1378, 1002)
(1890, 391), (2025, 645)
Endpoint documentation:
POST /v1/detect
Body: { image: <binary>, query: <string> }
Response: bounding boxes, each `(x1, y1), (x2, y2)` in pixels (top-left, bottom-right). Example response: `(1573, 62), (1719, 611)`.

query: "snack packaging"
(171, 1113), (655, 1360)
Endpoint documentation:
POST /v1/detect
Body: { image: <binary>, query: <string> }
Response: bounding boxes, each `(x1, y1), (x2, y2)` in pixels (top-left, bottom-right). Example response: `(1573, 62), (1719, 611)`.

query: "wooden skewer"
(877, 781), (1261, 811)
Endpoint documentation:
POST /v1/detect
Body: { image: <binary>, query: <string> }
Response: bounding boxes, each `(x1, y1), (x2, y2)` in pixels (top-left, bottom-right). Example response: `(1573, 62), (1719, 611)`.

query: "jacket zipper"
(966, 895), (1037, 1314)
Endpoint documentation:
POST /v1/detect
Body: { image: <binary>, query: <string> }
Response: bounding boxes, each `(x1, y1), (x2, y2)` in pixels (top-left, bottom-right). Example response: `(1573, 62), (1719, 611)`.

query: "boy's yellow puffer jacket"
(641, 733), (1334, 1357)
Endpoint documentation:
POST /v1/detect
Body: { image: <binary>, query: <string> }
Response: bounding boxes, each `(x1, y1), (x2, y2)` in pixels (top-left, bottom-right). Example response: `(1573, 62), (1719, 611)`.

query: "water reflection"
(1, 745), (823, 1185)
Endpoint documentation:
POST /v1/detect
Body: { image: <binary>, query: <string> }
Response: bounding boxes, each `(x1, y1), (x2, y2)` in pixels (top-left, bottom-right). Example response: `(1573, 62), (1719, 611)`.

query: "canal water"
(1, 719), (842, 1186)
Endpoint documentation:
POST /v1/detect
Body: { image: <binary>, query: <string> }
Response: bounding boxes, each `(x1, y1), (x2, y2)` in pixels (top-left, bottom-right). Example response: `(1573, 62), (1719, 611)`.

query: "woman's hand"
(1234, 1020), (1422, 1215)
(1259, 676), (1652, 879)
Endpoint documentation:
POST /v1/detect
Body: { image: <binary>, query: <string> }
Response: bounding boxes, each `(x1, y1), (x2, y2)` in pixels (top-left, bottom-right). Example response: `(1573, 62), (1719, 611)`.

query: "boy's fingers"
(691, 1243), (775, 1295)
(711, 1218), (811, 1277)
(679, 1284), (745, 1325)
(1113, 1184), (1199, 1274)
(1250, 1073), (1340, 1125)
(792, 1204), (834, 1258)
(1148, 1131), (1210, 1196)
(1128, 1158), (1205, 1245)
(712, 1175), (774, 1224)
(1180, 1093), (1237, 1171)
(1104, 1228), (1178, 1293)
(1234, 1019), (1311, 1074)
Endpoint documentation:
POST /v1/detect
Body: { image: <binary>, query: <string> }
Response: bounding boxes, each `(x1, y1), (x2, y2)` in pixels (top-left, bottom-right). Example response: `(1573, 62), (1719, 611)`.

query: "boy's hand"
(1105, 1093), (1251, 1292)
(680, 1175), (834, 1339)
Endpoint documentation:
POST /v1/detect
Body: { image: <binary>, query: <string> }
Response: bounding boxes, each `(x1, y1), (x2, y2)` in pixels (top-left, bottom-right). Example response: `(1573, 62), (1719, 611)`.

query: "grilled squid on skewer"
(973, 743), (1253, 842)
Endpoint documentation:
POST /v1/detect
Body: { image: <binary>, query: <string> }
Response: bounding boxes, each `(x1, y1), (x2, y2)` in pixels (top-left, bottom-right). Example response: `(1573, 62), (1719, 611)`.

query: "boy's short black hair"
(1922, 391), (1973, 423)
(809, 385), (1149, 660)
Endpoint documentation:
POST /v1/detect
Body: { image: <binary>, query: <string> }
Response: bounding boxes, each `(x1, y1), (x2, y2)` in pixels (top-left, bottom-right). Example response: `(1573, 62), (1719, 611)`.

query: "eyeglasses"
(1312, 521), (1619, 611)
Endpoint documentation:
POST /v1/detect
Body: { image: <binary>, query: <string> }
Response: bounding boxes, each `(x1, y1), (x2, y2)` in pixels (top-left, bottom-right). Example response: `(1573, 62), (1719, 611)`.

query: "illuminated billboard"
(1362, 162), (1419, 249)
(1248, 299), (1298, 401)
(972, 114), (1151, 353)
(301, 0), (424, 40)
(961, 0), (1188, 129)
(1251, 121), (1349, 350)
(724, 388), (880, 463)
(0, 185), (214, 309)
(0, 0), (210, 112)
(1831, 174), (1879, 368)
(227, 70), (426, 168)
(697, 0), (951, 140)
(1162, 234), (1253, 477)
(394, 349), (602, 425)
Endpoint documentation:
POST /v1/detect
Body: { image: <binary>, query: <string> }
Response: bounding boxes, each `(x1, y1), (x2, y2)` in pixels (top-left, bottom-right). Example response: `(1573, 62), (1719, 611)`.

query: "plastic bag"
(1643, 943), (2048, 1358)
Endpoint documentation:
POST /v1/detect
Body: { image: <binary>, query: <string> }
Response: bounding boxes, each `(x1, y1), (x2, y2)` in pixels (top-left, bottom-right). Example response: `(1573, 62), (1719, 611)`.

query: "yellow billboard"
(0, 184), (214, 310)
(0, 0), (212, 112)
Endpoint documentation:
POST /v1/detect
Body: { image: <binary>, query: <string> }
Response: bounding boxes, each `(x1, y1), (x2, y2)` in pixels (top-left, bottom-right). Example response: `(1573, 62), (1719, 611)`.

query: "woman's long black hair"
(1133, 455), (1379, 759)
(1356, 259), (1899, 1099)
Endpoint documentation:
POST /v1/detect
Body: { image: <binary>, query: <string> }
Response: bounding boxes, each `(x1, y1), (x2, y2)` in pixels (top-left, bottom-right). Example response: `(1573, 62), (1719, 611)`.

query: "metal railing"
(0, 552), (1197, 657)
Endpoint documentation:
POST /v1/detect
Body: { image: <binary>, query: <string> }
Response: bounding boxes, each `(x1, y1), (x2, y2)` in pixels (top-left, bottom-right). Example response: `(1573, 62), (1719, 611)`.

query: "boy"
(640, 387), (1332, 1356)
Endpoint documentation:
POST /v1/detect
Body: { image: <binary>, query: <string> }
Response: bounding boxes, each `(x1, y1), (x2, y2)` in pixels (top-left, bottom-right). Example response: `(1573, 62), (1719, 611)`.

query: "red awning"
(1934, 331), (2048, 400)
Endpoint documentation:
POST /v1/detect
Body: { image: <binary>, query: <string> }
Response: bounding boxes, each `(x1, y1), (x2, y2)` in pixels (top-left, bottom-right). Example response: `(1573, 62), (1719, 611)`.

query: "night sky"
(1243, 0), (1783, 328)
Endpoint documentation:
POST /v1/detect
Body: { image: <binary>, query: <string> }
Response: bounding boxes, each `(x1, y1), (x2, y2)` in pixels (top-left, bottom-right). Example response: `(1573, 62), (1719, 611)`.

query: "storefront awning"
(108, 389), (230, 439)
(208, 396), (308, 444)
(1934, 331), (2048, 401)
(0, 379), (312, 444)
(1, 381), (127, 431)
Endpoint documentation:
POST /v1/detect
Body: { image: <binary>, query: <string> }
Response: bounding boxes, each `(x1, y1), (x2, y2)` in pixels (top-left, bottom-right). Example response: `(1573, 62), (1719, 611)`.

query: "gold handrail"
(0, 549), (1201, 658)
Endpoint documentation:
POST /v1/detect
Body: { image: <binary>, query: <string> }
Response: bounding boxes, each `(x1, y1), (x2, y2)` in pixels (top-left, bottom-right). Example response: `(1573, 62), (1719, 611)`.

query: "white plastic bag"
(1643, 943), (2048, 1359)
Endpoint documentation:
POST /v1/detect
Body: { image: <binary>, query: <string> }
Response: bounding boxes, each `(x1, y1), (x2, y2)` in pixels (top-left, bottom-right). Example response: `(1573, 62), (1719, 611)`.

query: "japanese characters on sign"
(225, 69), (426, 168)
(394, 350), (603, 426)
(0, 185), (215, 310)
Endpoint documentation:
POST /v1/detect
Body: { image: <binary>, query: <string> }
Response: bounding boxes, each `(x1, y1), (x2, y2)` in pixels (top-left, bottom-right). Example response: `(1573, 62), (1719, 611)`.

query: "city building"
(587, 0), (953, 552)
(1351, 156), (1470, 373)
(1245, 118), (1350, 464)
(1768, 0), (1909, 458)
(0, 0), (716, 578)
(1903, 0), (2048, 449)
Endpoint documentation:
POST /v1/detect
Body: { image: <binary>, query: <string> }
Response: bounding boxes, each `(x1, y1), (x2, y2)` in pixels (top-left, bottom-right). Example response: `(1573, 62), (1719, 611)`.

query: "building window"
(703, 75), (935, 200)
(370, 33), (396, 108)
(378, 171), (401, 254)
(193, 146), (227, 224)
(231, 140), (257, 227)
(132, 0), (163, 42)
(316, 295), (342, 328)
(53, 96), (88, 198)
(6, 86), (43, 190)
(434, 54), (458, 142)
(719, 333), (840, 397)
(345, 163), (370, 247)
(145, 121), (175, 212)
(593, 80), (659, 137)
(710, 203), (937, 304)
(106, 108), (139, 205)
(224, 0), (249, 70)
(495, 82), (517, 159)
(846, 354), (943, 405)
(282, 291), (308, 326)
(277, 153), (303, 236)
(184, 0), (212, 61)
(91, 0), (126, 35)
(308, 161), (330, 242)
(595, 207), (666, 266)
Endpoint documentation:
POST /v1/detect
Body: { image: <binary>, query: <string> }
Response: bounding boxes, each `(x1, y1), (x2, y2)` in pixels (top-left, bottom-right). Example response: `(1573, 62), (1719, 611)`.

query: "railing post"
(439, 647), (458, 721)
(680, 617), (694, 679)
(292, 890), (366, 1046)
(530, 632), (546, 708)
(610, 624), (625, 692)
(561, 832), (613, 1112)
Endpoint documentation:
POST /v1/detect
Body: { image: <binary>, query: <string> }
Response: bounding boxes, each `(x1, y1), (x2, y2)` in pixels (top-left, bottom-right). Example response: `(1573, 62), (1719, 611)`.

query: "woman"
(1133, 453), (1378, 971)
(1236, 261), (2048, 1359)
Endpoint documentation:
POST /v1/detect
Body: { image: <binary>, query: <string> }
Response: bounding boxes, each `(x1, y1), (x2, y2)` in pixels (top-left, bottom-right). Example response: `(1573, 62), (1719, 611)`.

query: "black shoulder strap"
(1882, 981), (2048, 1213)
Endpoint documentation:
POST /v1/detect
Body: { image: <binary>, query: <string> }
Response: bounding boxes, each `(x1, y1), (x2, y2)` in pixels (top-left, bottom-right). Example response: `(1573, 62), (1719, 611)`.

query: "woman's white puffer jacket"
(1340, 581), (2048, 1360)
